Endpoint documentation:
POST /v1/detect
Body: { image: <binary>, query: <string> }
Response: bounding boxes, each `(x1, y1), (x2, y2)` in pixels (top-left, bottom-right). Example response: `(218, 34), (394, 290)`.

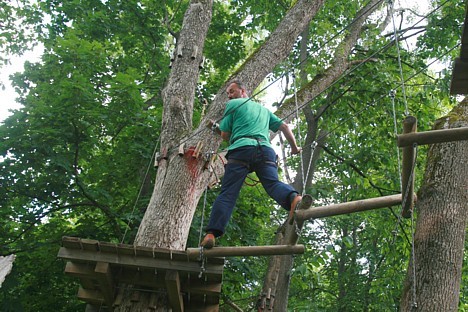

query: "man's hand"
(207, 119), (221, 135)
(291, 147), (302, 155)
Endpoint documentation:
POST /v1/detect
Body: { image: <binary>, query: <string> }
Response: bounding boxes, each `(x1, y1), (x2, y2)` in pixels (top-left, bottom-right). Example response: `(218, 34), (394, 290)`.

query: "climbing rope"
(388, 0), (418, 306)
(390, 89), (403, 189)
(292, 69), (307, 195)
(402, 143), (419, 309)
(198, 187), (209, 245)
(389, 0), (409, 116)
(121, 139), (160, 244)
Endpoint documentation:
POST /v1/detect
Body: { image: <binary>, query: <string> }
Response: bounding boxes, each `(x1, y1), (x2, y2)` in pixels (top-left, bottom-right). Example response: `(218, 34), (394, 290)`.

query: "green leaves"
(0, 0), (466, 309)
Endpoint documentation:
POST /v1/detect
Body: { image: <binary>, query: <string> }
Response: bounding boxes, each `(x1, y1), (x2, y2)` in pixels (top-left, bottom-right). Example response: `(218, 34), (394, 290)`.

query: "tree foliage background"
(0, 0), (466, 311)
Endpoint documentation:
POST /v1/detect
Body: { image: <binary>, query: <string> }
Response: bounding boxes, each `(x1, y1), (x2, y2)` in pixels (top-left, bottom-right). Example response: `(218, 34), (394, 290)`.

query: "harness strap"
(231, 136), (265, 144)
(227, 158), (277, 169)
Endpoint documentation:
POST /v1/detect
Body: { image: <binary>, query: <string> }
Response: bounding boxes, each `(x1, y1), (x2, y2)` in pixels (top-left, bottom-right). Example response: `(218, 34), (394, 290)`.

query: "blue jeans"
(206, 145), (298, 236)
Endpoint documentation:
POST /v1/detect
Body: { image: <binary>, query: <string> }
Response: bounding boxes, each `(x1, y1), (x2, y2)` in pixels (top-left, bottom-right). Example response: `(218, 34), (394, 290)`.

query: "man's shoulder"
(227, 98), (253, 105)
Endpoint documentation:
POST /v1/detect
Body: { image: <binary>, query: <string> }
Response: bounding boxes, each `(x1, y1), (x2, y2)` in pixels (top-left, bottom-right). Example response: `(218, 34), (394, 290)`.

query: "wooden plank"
(186, 245), (305, 259)
(97, 241), (120, 254)
(183, 278), (222, 295)
(64, 262), (97, 289)
(166, 270), (184, 312)
(80, 239), (100, 252)
(186, 304), (219, 312)
(400, 116), (417, 218)
(65, 262), (95, 277)
(65, 262), (222, 297)
(62, 236), (83, 249)
(397, 127), (468, 147)
(94, 262), (115, 308)
(62, 236), (224, 264)
(58, 247), (224, 276)
(295, 194), (406, 221)
(77, 287), (105, 306)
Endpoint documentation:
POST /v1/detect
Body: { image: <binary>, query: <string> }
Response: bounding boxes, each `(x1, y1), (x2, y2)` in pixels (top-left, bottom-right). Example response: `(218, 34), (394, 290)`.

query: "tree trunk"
(118, 0), (326, 310)
(135, 0), (214, 251)
(400, 99), (468, 311)
(114, 1), (214, 310)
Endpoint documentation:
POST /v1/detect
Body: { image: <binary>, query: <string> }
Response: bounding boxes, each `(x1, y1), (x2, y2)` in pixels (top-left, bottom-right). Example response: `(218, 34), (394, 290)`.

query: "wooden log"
(397, 126), (468, 147)
(186, 245), (305, 259)
(401, 116), (417, 218)
(295, 194), (410, 221)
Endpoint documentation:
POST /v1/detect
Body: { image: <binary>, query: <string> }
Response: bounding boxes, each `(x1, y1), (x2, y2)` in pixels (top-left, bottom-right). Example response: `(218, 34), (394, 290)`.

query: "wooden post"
(295, 194), (409, 221)
(397, 126), (468, 147)
(94, 262), (115, 308)
(165, 271), (183, 312)
(178, 143), (185, 156)
(191, 45), (198, 59)
(186, 244), (305, 260)
(401, 116), (417, 218)
(192, 141), (203, 158)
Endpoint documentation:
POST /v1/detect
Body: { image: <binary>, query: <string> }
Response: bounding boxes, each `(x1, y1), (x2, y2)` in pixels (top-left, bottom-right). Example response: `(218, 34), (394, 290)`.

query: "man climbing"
(201, 80), (303, 249)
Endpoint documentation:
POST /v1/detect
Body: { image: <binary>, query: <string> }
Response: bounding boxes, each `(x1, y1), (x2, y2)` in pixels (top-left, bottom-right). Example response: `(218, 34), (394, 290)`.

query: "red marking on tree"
(185, 146), (199, 178)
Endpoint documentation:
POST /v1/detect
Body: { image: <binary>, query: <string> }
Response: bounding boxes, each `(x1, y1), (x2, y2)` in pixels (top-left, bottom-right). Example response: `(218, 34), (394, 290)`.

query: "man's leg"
(254, 146), (300, 211)
(202, 150), (252, 247)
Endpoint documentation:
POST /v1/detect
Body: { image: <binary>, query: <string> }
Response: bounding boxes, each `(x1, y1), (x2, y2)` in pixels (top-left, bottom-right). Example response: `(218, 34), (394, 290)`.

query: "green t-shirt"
(219, 98), (283, 151)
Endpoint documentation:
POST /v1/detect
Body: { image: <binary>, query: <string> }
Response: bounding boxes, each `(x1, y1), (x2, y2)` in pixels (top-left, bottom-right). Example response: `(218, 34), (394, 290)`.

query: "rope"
(292, 70), (306, 194)
(388, 0), (418, 306)
(121, 139), (160, 244)
(390, 89), (403, 189)
(198, 187), (209, 245)
(389, 0), (409, 116)
(302, 141), (317, 192)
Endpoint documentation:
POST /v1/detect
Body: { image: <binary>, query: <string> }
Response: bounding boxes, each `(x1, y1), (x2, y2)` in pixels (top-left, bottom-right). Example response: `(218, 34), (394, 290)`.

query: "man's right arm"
(221, 131), (231, 142)
(278, 123), (301, 154)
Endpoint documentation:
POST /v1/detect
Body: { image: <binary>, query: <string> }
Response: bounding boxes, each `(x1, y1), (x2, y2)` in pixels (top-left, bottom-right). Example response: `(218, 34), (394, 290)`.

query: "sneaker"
(200, 233), (215, 249)
(289, 195), (302, 223)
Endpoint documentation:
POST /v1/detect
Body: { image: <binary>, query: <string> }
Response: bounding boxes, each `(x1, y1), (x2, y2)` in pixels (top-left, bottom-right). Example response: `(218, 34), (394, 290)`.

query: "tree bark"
(400, 99), (468, 311)
(115, 1), (214, 310)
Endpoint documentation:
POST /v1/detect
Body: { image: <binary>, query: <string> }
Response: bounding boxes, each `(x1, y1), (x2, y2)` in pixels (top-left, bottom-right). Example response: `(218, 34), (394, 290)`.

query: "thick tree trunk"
(135, 0), (214, 250)
(400, 99), (468, 311)
(114, 1), (214, 311)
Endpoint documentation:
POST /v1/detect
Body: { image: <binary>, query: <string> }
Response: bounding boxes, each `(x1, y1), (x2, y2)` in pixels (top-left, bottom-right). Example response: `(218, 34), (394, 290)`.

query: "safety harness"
(227, 137), (277, 171)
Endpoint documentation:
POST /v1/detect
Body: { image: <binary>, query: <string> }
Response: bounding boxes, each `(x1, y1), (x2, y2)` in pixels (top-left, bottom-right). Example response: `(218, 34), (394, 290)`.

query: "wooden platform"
(58, 236), (224, 311)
